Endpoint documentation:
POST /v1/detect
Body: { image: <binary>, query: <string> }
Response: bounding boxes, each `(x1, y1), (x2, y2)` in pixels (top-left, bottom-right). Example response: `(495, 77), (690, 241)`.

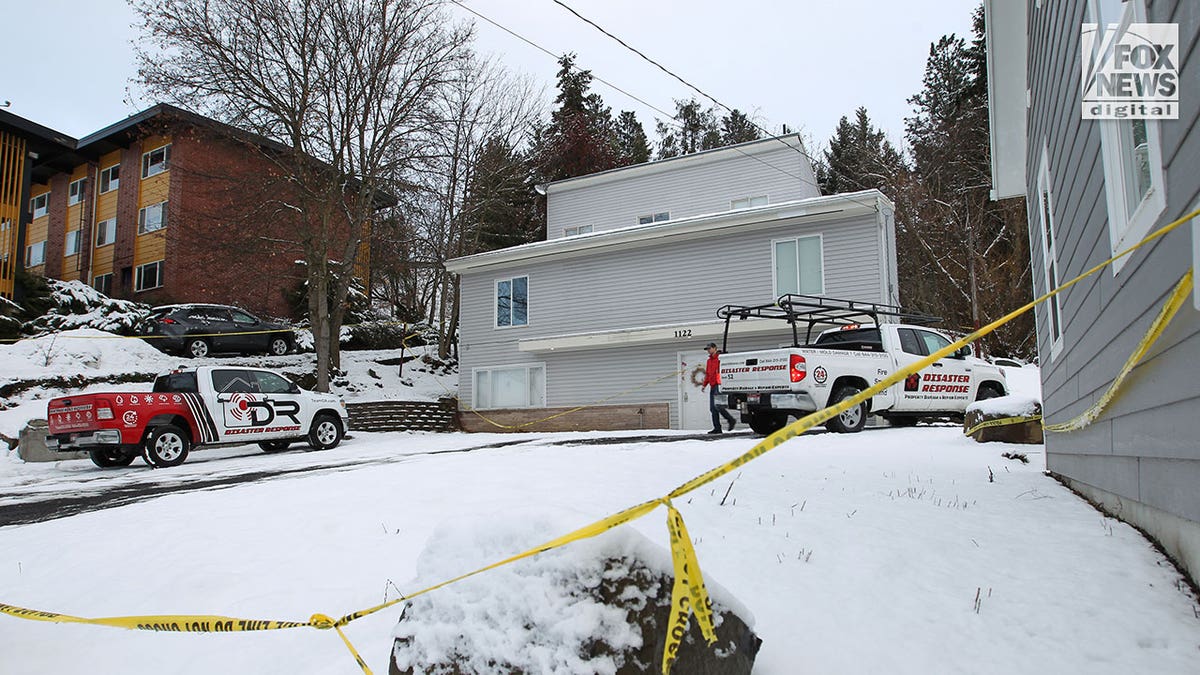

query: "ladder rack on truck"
(715, 293), (941, 350)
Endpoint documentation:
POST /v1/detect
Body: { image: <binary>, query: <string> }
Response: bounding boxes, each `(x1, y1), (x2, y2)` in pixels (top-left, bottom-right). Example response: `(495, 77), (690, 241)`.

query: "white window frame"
(564, 224), (593, 237)
(99, 164), (120, 193)
(93, 273), (113, 295)
(472, 362), (546, 410)
(1036, 145), (1065, 359)
(141, 144), (172, 179)
(26, 241), (46, 267)
(135, 260), (164, 291)
(637, 211), (670, 225)
(64, 230), (81, 256)
(1086, 0), (1167, 273)
(30, 193), (49, 219)
(771, 234), (825, 298)
(494, 275), (529, 328)
(68, 178), (86, 206)
(95, 218), (116, 247)
(138, 201), (169, 234)
(731, 195), (769, 210)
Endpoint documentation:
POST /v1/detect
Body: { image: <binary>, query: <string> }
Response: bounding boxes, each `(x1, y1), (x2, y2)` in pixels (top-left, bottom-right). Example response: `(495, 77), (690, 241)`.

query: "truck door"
(210, 368), (264, 440)
(250, 370), (307, 439)
(911, 329), (973, 411)
(890, 327), (935, 410)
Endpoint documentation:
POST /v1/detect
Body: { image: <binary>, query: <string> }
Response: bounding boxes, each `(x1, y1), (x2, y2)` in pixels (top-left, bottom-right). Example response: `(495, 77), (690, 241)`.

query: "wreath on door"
(689, 365), (707, 388)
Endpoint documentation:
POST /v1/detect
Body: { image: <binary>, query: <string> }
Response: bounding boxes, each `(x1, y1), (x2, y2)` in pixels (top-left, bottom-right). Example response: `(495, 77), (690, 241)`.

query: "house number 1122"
(674, 329), (692, 338)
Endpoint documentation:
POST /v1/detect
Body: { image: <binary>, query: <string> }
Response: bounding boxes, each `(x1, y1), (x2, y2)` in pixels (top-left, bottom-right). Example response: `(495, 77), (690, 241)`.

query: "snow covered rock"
(390, 513), (760, 675)
(964, 395), (1043, 444)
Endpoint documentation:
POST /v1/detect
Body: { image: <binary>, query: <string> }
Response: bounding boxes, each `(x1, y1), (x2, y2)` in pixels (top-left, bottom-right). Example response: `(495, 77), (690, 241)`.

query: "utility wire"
(548, 0), (886, 207)
(450, 0), (880, 211)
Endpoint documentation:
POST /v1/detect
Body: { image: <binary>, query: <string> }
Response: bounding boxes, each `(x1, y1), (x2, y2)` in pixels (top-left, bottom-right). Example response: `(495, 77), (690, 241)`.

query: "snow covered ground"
(1, 337), (1198, 674)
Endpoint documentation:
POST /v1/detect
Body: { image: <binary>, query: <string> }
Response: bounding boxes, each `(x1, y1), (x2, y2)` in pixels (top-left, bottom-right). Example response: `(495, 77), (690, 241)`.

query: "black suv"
(142, 304), (295, 358)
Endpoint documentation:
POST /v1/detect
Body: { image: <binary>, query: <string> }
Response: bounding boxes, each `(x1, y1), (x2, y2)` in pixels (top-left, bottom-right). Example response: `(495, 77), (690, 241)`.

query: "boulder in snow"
(964, 396), (1043, 444)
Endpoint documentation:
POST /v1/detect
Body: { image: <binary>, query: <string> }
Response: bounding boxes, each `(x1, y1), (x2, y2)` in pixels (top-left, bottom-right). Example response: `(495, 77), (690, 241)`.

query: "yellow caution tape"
(963, 414), (1043, 437)
(0, 602), (309, 632)
(4, 209), (1198, 674)
(1044, 269), (1193, 433)
(662, 501), (717, 674)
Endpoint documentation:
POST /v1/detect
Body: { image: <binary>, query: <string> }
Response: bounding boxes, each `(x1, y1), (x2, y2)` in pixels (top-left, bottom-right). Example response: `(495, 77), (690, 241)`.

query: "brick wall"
(43, 175), (68, 278)
(113, 143), (142, 296)
(457, 402), (671, 433)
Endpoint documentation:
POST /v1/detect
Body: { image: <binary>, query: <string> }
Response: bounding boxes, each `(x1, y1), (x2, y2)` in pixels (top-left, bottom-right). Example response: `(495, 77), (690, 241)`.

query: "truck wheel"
(142, 424), (191, 468)
(258, 440), (292, 453)
(307, 414), (344, 450)
(269, 336), (290, 356)
(89, 449), (137, 468)
(826, 386), (867, 433)
(186, 338), (210, 358)
(747, 411), (788, 435)
(976, 384), (1002, 401)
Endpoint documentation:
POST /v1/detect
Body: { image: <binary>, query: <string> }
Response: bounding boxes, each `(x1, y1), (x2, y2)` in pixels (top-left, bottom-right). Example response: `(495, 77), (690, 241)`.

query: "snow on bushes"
(21, 279), (152, 336)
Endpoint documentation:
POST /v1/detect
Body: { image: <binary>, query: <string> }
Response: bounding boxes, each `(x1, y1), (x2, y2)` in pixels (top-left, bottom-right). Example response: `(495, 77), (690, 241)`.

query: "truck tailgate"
(48, 398), (100, 433)
(719, 349), (804, 392)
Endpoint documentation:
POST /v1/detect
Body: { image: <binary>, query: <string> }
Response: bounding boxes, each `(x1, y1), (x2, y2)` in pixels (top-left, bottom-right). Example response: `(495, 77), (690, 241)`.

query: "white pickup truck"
(715, 295), (1007, 435)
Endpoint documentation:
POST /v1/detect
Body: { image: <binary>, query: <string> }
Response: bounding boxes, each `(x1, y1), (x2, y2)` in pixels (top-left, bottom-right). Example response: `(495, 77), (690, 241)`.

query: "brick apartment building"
(0, 104), (373, 319)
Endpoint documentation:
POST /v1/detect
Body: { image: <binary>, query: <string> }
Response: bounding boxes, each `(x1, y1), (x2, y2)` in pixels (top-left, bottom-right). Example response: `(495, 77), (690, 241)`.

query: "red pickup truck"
(46, 366), (349, 468)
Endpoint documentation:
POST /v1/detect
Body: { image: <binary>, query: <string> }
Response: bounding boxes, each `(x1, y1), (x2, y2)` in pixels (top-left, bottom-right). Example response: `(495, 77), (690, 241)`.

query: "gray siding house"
(446, 136), (899, 432)
(986, 0), (1200, 584)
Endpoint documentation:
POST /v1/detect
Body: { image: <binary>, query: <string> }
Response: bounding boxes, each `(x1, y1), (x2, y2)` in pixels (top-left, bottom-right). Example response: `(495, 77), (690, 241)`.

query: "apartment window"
(496, 275), (529, 327)
(564, 224), (593, 237)
(473, 363), (545, 409)
(1036, 147), (1064, 358)
(1087, 0), (1167, 271)
(31, 193), (49, 218)
(93, 273), (113, 296)
(773, 235), (824, 296)
(638, 212), (670, 225)
(731, 195), (768, 210)
(135, 260), (164, 291)
(0, 218), (10, 231)
(26, 241), (46, 267)
(138, 201), (168, 234)
(68, 178), (86, 206)
(141, 144), (171, 178)
(64, 230), (81, 256)
(95, 219), (116, 247)
(99, 165), (120, 193)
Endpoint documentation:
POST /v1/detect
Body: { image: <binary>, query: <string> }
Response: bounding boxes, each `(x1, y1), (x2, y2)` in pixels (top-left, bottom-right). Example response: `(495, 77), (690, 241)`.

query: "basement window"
(473, 363), (545, 409)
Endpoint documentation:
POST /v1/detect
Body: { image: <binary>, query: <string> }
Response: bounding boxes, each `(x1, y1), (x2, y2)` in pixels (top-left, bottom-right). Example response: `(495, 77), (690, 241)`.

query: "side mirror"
(289, 383), (301, 394)
(954, 345), (972, 359)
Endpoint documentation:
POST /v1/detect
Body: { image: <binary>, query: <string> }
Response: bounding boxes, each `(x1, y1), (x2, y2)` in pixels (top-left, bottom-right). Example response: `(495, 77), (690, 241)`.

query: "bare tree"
(132, 0), (472, 390)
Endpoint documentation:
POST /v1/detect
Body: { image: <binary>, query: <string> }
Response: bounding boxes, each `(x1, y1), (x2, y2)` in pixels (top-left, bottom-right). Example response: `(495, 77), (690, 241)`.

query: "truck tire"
(748, 411), (788, 436)
(307, 414), (344, 450)
(186, 338), (210, 358)
(825, 386), (867, 433)
(89, 448), (137, 468)
(142, 424), (191, 468)
(258, 440), (292, 453)
(269, 336), (290, 356)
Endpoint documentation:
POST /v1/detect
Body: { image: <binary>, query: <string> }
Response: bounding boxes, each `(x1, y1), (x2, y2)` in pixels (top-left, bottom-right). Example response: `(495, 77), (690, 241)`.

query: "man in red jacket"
(701, 342), (737, 434)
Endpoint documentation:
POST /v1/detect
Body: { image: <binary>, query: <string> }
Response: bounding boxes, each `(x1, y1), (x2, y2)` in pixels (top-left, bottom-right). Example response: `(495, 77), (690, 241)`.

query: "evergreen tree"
(463, 136), (540, 251)
(720, 109), (761, 145)
(614, 111), (651, 165)
(655, 98), (720, 159)
(816, 107), (905, 194)
(530, 54), (620, 182)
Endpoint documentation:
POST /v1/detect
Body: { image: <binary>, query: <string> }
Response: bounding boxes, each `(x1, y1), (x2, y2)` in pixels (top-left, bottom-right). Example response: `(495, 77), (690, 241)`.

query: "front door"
(677, 350), (712, 430)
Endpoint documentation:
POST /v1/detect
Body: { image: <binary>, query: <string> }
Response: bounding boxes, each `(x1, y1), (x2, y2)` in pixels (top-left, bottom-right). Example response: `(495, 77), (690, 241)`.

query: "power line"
(548, 0), (886, 207)
(449, 0), (879, 211)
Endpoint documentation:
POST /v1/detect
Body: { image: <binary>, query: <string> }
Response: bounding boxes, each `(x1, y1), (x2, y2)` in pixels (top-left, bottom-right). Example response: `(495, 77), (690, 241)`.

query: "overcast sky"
(0, 0), (979, 155)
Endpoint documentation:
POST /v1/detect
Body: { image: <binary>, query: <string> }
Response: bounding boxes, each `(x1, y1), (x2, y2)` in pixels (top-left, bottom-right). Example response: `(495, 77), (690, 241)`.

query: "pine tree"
(655, 98), (721, 159)
(530, 53), (620, 183)
(463, 137), (540, 251)
(816, 107), (905, 195)
(720, 109), (761, 145)
(614, 111), (651, 165)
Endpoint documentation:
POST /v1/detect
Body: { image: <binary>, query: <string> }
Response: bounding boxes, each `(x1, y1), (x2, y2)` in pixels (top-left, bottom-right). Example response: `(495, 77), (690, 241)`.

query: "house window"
(31, 193), (49, 219)
(64, 230), (81, 256)
(141, 144), (171, 179)
(26, 241), (46, 267)
(773, 235), (824, 297)
(564, 224), (593, 237)
(68, 178), (86, 206)
(638, 212), (670, 225)
(93, 273), (113, 296)
(473, 363), (545, 409)
(100, 165), (120, 193)
(496, 275), (528, 328)
(138, 201), (168, 234)
(1036, 147), (1064, 357)
(731, 195), (768, 210)
(1087, 0), (1167, 271)
(95, 219), (116, 247)
(135, 260), (164, 291)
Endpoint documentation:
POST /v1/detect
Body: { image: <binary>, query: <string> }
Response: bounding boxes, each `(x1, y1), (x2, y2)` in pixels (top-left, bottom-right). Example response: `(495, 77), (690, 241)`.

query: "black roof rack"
(715, 294), (941, 350)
